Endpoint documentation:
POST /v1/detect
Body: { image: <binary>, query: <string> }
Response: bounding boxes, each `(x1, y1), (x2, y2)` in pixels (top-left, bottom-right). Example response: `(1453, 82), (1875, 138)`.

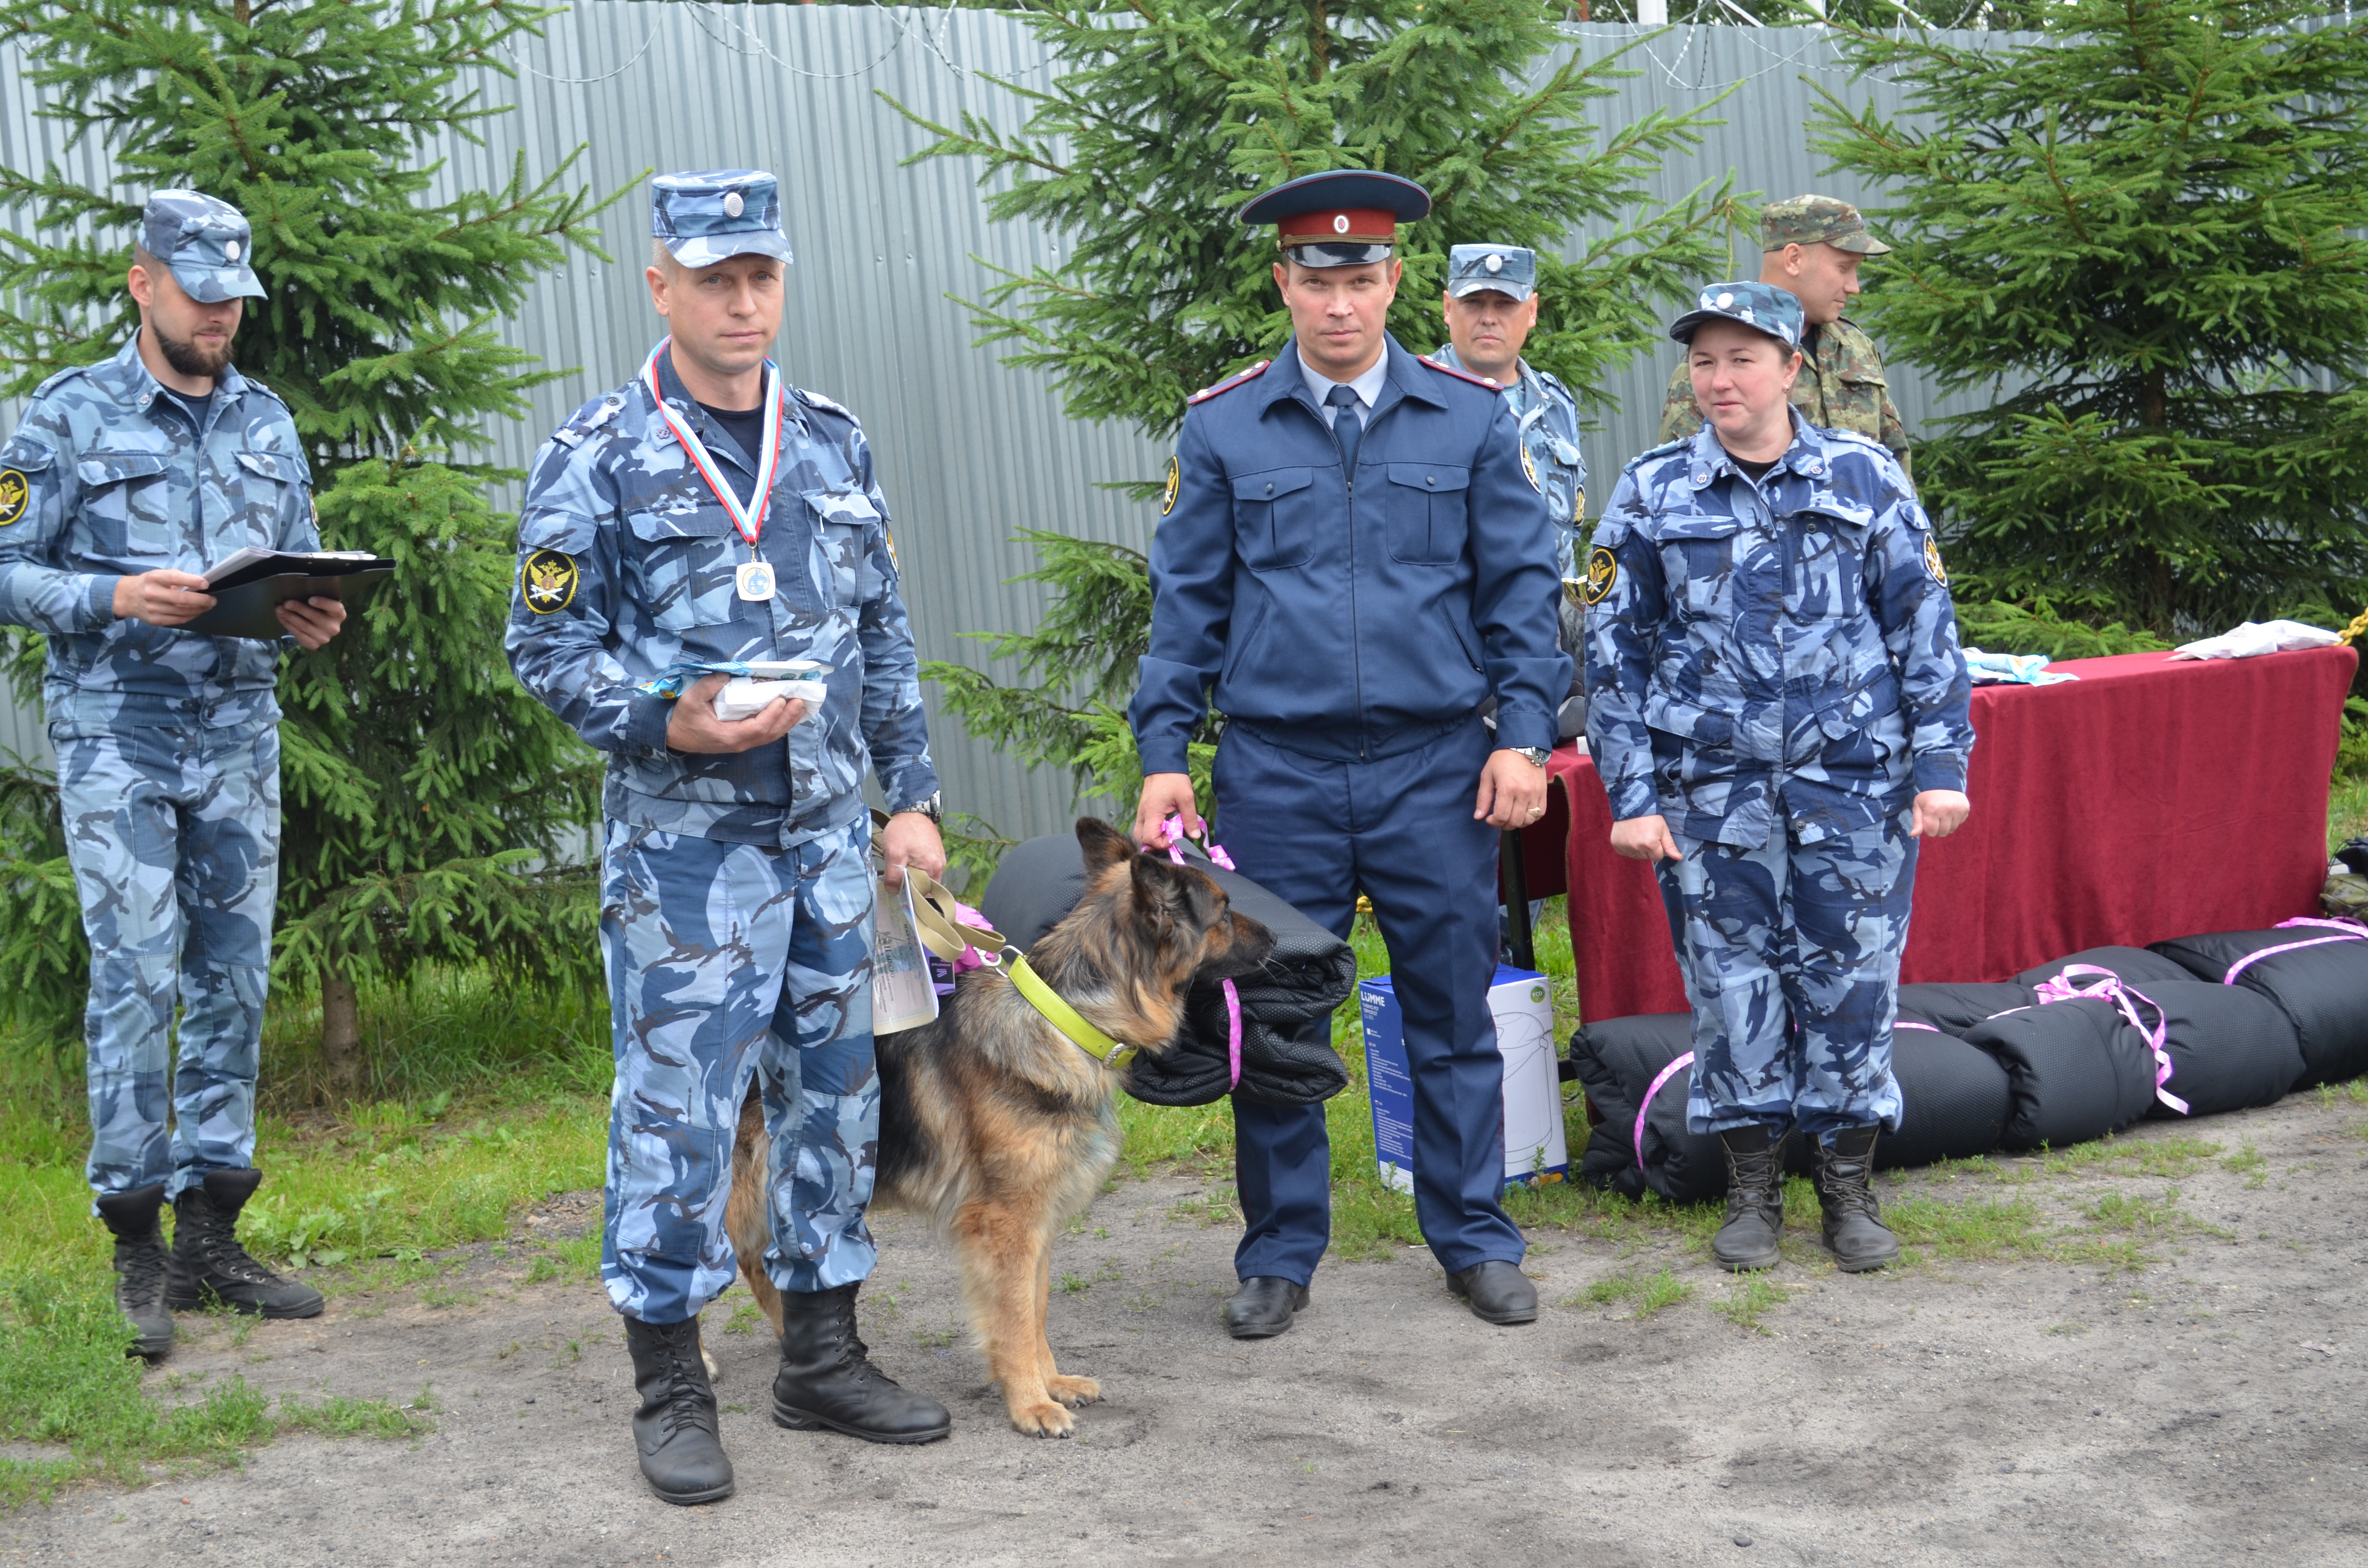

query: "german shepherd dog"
(724, 817), (1275, 1437)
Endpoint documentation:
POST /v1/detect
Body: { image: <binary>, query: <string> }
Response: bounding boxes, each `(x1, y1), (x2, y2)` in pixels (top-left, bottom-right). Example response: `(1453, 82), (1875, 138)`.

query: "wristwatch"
(894, 791), (943, 825)
(1510, 747), (1552, 769)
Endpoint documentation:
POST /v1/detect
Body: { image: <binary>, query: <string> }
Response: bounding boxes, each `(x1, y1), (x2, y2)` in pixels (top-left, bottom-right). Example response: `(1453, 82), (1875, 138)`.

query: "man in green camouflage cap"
(1655, 195), (1910, 474)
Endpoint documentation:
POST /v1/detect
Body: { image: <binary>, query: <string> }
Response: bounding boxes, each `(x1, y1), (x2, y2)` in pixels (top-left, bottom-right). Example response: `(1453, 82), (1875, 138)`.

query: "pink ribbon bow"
(2034, 964), (2187, 1116)
(1147, 814), (1235, 872)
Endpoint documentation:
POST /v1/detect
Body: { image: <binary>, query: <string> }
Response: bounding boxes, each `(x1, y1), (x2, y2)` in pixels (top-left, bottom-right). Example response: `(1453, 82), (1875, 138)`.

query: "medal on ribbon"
(645, 338), (782, 600)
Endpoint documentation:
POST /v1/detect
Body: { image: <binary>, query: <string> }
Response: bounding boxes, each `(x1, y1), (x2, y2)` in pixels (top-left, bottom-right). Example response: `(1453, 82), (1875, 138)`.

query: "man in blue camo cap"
(506, 169), (950, 1505)
(0, 189), (345, 1361)
(1582, 281), (1973, 1277)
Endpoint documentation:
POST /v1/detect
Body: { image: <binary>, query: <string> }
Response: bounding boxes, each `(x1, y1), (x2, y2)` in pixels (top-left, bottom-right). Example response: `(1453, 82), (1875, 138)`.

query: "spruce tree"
(0, 0), (623, 1091)
(1813, 0), (2368, 633)
(894, 1), (1739, 824)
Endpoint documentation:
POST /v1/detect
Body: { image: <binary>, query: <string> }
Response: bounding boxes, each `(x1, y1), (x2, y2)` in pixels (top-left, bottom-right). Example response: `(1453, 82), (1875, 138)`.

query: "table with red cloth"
(1547, 646), (2358, 1021)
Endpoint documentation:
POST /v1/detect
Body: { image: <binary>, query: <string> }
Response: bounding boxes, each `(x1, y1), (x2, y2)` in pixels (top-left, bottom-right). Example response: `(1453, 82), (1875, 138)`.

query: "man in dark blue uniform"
(1128, 171), (1569, 1335)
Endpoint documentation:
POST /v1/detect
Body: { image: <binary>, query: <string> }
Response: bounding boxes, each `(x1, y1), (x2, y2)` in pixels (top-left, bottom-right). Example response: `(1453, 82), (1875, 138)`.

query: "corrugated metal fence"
(0, 7), (2013, 837)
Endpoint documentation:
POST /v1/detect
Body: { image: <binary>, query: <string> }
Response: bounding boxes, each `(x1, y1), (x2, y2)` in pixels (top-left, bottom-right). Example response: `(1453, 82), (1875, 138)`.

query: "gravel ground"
(6, 1092), (2367, 1567)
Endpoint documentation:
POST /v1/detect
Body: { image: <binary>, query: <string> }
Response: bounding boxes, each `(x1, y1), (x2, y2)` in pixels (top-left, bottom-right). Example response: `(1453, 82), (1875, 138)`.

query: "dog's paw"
(1046, 1374), (1102, 1409)
(701, 1347), (722, 1383)
(1007, 1398), (1075, 1439)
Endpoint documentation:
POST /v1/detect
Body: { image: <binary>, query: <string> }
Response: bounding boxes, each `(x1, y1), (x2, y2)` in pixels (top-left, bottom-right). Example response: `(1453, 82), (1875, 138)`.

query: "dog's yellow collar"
(1007, 955), (1130, 1066)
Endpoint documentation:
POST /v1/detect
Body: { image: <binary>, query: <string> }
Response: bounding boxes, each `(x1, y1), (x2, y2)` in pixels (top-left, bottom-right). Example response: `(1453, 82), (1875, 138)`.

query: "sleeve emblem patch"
(522, 548), (580, 614)
(1582, 545), (1618, 606)
(1573, 485), (1586, 527)
(0, 469), (28, 527)
(1520, 441), (1541, 495)
(1923, 534), (1947, 586)
(1161, 454), (1181, 517)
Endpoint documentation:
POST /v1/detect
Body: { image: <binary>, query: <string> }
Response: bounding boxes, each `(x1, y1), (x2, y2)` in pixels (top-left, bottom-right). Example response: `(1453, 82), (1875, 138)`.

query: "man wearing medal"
(506, 171), (950, 1505)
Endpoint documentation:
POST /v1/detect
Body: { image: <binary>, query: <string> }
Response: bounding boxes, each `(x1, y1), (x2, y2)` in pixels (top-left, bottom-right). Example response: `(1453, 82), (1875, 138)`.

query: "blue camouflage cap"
(1447, 244), (1536, 302)
(651, 169), (793, 269)
(140, 190), (264, 303)
(1667, 281), (1804, 351)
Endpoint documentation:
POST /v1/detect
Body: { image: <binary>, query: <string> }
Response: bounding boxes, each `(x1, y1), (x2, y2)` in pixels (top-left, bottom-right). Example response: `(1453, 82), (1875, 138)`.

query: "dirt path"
(6, 1094), (2368, 1567)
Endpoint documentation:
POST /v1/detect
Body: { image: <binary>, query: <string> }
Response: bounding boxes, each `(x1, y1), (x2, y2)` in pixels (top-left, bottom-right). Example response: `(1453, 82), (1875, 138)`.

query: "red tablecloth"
(1554, 646), (2357, 1020)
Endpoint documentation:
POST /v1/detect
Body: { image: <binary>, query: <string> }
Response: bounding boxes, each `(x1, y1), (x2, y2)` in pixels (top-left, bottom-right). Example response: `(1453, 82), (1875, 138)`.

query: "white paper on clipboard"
(871, 874), (941, 1035)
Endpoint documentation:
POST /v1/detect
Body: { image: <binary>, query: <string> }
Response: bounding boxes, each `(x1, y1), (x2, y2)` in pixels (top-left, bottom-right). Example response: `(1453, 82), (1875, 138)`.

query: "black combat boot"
(624, 1316), (735, 1505)
(163, 1169), (324, 1318)
(94, 1183), (174, 1359)
(1814, 1125), (1901, 1273)
(771, 1283), (951, 1444)
(1711, 1124), (1786, 1272)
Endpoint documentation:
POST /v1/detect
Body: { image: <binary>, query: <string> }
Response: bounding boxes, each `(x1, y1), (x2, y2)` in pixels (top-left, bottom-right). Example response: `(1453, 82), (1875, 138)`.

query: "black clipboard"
(184, 551), (395, 641)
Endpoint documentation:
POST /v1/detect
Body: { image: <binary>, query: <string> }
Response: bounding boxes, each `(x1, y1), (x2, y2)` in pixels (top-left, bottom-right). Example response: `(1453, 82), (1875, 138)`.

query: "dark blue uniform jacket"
(1130, 335), (1568, 770)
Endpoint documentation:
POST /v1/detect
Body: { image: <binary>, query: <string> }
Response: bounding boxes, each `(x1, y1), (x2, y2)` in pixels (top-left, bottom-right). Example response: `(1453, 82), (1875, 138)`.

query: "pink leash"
(1149, 814), (1235, 871)
(1222, 977), (1242, 1090)
(2223, 916), (2368, 984)
(2034, 964), (2188, 1115)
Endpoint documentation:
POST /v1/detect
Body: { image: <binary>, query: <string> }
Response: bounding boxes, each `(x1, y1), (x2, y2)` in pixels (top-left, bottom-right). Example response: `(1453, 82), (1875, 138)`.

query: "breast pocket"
(1654, 514), (1743, 619)
(1230, 467), (1315, 570)
(625, 507), (742, 631)
(233, 451), (302, 549)
(1384, 464), (1470, 565)
(76, 451), (175, 558)
(1792, 518), (1871, 620)
(806, 489), (883, 608)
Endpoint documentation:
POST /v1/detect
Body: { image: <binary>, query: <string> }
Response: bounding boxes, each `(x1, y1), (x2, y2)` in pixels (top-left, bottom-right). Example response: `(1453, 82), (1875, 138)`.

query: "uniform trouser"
(1655, 809), (1914, 1143)
(598, 815), (879, 1324)
(58, 718), (280, 1208)
(1212, 720), (1523, 1283)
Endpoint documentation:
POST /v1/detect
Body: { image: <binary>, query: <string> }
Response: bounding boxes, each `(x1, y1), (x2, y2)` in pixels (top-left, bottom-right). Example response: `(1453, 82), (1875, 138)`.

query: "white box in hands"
(1358, 965), (1569, 1194)
(712, 660), (829, 723)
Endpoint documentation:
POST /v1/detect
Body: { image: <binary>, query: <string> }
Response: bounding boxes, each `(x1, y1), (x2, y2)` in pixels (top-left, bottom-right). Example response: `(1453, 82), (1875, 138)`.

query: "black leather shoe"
(1712, 1124), (1787, 1272)
(625, 1316), (735, 1505)
(1447, 1261), (1538, 1325)
(1220, 1276), (1308, 1339)
(771, 1283), (951, 1444)
(164, 1169), (324, 1318)
(95, 1184), (173, 1359)
(1814, 1126), (1902, 1273)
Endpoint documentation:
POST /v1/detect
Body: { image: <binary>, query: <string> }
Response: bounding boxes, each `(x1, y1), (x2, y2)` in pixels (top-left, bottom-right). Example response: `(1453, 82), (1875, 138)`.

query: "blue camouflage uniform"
(1132, 304), (1568, 1279)
(1582, 282), (1972, 1142)
(1434, 245), (1587, 586)
(0, 192), (311, 1209)
(503, 171), (939, 1326)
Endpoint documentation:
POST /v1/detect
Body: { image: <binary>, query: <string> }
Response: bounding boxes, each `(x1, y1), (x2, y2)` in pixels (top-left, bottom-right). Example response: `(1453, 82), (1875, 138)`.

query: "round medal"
(735, 560), (776, 602)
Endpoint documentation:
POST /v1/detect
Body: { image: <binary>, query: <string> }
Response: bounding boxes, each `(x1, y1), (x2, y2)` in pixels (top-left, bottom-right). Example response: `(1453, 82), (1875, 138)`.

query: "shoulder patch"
(520, 548), (581, 614)
(551, 391), (630, 450)
(792, 385), (858, 423)
(1623, 437), (1690, 473)
(1160, 454), (1181, 516)
(1186, 360), (1270, 405)
(1923, 535), (1948, 586)
(1417, 354), (1504, 391)
(1581, 545), (1618, 606)
(0, 467), (30, 527)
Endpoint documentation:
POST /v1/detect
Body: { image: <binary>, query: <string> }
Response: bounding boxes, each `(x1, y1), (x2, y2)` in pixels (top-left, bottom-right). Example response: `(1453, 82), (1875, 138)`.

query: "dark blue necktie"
(1326, 383), (1363, 482)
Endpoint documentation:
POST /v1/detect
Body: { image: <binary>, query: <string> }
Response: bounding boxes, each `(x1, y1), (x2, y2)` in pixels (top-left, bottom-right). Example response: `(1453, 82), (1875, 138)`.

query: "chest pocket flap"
(627, 507), (740, 542)
(234, 451), (301, 485)
(807, 489), (881, 527)
(77, 451), (169, 488)
(1383, 464), (1469, 494)
(1231, 468), (1312, 504)
(1651, 513), (1742, 543)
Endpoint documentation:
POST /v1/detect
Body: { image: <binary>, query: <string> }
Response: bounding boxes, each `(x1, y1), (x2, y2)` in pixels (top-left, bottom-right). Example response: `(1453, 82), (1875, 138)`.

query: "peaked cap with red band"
(1240, 170), (1431, 268)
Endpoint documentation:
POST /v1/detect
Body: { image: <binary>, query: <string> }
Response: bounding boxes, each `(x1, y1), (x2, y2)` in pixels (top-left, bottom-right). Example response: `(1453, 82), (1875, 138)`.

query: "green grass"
(1713, 1277), (1790, 1334)
(1577, 1267), (1693, 1319)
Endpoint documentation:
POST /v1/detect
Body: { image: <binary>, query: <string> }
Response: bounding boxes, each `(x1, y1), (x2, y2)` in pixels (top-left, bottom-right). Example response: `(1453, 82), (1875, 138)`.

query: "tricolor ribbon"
(644, 336), (781, 554)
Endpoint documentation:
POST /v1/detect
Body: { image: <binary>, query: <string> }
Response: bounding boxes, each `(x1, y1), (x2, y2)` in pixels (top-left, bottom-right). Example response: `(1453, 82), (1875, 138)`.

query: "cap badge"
(723, 191), (745, 219)
(1332, 214), (1350, 234)
(1484, 253), (1503, 274)
(224, 240), (240, 261)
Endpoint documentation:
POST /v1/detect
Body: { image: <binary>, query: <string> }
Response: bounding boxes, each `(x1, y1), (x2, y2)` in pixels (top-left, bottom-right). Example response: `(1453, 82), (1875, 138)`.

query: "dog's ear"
(1126, 851), (1181, 937)
(1076, 815), (1135, 873)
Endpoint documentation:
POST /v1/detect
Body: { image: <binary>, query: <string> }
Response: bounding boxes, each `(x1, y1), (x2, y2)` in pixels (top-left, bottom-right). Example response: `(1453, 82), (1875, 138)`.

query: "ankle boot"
(1711, 1124), (1786, 1272)
(1815, 1125), (1901, 1273)
(771, 1283), (951, 1445)
(94, 1184), (174, 1358)
(625, 1316), (735, 1505)
(164, 1169), (324, 1318)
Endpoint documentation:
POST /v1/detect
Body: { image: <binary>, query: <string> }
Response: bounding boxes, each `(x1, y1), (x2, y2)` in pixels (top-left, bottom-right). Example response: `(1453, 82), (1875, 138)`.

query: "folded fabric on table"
(1961, 648), (2078, 686)
(2152, 922), (2368, 1090)
(2171, 620), (2341, 660)
(978, 830), (1353, 1107)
